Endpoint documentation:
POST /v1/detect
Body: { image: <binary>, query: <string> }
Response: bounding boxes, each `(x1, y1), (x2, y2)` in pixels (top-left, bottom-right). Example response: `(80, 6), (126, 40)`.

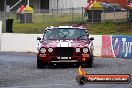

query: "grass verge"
(2, 22), (132, 35)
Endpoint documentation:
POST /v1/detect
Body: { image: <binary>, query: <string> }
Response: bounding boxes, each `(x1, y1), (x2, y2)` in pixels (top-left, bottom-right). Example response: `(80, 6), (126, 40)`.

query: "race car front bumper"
(38, 53), (90, 63)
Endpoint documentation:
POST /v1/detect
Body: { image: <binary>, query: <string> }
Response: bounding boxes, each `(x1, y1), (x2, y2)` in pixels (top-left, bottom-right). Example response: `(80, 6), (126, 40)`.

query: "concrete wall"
(90, 35), (102, 56)
(0, 33), (102, 56)
(0, 32), (131, 58)
(1, 33), (42, 53)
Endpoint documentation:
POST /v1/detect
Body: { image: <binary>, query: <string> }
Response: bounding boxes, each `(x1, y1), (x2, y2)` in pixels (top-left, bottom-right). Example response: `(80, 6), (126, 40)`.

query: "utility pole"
(0, 20), (2, 51)
(4, 0), (7, 33)
(57, 0), (58, 14)
(27, 0), (29, 6)
(4, 0), (23, 32)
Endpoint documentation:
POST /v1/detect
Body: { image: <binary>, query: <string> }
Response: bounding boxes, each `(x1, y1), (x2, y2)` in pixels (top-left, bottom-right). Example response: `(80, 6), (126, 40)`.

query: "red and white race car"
(37, 26), (94, 68)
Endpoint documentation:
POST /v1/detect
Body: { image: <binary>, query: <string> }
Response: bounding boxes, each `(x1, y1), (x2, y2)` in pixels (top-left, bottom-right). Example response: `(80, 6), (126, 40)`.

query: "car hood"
(40, 40), (89, 48)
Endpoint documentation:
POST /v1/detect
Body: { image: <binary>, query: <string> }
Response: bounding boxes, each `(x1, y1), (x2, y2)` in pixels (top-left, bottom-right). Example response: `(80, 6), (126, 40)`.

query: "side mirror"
(37, 37), (41, 41)
(90, 37), (94, 41)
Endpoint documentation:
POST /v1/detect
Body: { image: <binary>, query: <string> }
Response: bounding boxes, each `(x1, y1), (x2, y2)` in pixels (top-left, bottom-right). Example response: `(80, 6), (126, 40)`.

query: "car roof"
(46, 26), (86, 30)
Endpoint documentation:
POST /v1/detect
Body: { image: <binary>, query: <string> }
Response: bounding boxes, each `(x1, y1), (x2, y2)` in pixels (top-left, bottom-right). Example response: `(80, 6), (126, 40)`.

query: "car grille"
(55, 47), (74, 57)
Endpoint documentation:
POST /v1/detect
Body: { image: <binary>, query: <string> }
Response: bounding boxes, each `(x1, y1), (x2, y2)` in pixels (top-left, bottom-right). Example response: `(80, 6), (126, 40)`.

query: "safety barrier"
(102, 35), (132, 59)
(1, 33), (42, 53)
(0, 33), (131, 58)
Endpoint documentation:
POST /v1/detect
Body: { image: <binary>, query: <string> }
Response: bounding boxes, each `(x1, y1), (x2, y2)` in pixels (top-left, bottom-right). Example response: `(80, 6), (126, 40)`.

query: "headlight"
(76, 48), (80, 52)
(40, 48), (46, 53)
(48, 48), (53, 52)
(83, 48), (88, 53)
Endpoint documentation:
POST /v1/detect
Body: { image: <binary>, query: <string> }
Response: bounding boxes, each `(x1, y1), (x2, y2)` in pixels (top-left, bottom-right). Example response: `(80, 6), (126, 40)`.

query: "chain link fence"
(31, 7), (86, 24)
(0, 7), (132, 24)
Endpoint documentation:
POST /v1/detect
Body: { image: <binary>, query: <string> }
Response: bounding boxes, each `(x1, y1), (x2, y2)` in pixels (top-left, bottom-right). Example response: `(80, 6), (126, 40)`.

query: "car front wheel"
(85, 54), (94, 68)
(37, 55), (47, 69)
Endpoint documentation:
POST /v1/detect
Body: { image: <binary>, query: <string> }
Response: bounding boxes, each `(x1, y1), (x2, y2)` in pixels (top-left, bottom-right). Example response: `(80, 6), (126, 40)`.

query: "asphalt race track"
(0, 52), (132, 88)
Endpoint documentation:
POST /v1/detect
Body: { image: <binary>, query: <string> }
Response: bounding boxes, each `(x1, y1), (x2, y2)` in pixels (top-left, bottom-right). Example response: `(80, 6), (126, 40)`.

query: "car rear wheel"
(37, 55), (47, 69)
(85, 54), (94, 68)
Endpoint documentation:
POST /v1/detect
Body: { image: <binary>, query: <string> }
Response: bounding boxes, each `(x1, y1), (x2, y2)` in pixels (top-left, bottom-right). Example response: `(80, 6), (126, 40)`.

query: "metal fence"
(0, 7), (132, 24)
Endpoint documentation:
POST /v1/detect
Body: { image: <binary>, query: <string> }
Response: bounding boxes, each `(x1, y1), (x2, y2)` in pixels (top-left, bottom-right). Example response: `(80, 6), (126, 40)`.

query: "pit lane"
(0, 52), (132, 88)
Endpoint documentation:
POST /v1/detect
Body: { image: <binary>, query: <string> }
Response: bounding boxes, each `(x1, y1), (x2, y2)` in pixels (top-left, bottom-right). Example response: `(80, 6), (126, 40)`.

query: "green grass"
(7, 22), (132, 36)
(2, 13), (132, 35)
(85, 22), (132, 35)
(11, 22), (75, 34)
(12, 22), (68, 34)
(33, 14), (84, 23)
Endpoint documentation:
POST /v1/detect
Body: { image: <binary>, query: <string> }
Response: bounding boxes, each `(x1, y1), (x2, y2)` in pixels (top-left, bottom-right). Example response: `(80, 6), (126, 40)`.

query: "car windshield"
(43, 28), (88, 40)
